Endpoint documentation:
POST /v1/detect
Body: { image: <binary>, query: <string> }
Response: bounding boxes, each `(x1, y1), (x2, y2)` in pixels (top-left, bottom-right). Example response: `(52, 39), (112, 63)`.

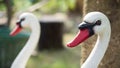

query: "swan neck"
(11, 21), (40, 68)
(81, 30), (111, 68)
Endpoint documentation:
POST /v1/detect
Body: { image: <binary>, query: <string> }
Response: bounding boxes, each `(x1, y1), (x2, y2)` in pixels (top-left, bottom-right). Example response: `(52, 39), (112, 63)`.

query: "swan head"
(67, 12), (111, 47)
(10, 12), (37, 36)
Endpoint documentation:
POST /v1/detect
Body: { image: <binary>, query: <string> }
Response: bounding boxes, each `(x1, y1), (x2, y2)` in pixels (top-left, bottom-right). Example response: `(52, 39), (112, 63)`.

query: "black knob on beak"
(78, 22), (95, 36)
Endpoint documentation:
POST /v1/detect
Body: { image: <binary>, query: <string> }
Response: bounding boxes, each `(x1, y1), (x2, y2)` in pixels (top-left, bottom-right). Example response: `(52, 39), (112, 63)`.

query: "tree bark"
(4, 0), (13, 26)
(69, 0), (83, 15)
(75, 0), (83, 14)
(81, 0), (120, 68)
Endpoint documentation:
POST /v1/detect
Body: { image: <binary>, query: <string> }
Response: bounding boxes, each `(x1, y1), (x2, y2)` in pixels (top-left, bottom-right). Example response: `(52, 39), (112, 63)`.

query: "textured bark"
(75, 0), (83, 14)
(4, 0), (13, 26)
(69, 0), (83, 14)
(81, 0), (120, 68)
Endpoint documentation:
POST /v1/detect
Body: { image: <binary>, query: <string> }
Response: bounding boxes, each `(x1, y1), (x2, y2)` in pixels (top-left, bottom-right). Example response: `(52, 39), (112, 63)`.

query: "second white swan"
(10, 13), (40, 68)
(67, 12), (111, 68)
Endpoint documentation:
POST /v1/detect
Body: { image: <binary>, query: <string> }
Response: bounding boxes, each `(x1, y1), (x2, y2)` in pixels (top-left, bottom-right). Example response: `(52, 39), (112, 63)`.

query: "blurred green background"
(1, 0), (119, 68)
(0, 0), (82, 68)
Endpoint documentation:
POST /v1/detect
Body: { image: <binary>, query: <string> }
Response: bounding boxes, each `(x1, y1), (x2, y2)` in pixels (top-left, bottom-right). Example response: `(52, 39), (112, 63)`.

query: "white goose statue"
(67, 12), (111, 68)
(10, 13), (40, 68)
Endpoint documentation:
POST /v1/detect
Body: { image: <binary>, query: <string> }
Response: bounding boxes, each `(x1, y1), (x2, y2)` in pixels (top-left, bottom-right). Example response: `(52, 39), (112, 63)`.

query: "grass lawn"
(27, 33), (81, 68)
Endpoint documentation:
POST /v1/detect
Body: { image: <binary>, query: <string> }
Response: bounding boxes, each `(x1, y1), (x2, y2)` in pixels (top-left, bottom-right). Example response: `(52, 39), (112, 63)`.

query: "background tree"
(69, 0), (83, 14)
(81, 0), (120, 68)
(4, 0), (13, 26)
(0, 0), (13, 26)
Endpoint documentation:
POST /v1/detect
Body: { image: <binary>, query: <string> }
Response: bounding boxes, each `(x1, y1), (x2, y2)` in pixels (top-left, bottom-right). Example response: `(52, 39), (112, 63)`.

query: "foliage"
(13, 0), (32, 11)
(40, 0), (76, 13)
(0, 0), (14, 11)
(0, 0), (76, 13)
(0, 3), (6, 11)
(30, 0), (42, 4)
(0, 0), (32, 11)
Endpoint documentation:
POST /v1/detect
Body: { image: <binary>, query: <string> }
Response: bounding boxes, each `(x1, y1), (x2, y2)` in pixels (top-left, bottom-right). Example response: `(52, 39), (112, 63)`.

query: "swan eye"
(95, 20), (101, 25)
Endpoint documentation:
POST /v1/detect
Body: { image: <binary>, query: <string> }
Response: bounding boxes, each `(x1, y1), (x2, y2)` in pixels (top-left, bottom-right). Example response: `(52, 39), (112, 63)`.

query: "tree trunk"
(81, 0), (120, 68)
(69, 0), (83, 14)
(4, 0), (13, 26)
(75, 0), (83, 14)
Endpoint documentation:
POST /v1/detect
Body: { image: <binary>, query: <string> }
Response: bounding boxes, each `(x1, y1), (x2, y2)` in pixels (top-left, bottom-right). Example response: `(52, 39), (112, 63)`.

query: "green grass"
(27, 33), (81, 68)
(27, 50), (80, 68)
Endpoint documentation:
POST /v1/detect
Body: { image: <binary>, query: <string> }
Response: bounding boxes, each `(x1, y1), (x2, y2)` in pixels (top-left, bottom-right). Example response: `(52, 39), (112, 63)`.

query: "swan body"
(67, 12), (111, 68)
(10, 13), (40, 68)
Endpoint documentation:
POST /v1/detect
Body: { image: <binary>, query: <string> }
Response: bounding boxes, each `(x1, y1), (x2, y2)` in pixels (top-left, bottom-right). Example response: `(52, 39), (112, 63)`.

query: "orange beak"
(10, 24), (22, 36)
(67, 29), (90, 47)
(67, 22), (95, 47)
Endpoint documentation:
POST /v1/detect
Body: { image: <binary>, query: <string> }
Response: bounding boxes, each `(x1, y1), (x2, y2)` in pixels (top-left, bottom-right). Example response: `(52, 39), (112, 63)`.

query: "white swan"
(67, 12), (111, 68)
(10, 13), (40, 68)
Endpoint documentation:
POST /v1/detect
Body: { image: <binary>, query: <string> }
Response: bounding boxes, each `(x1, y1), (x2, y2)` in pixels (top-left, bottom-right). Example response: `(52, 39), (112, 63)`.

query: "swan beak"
(67, 22), (94, 47)
(10, 24), (22, 36)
